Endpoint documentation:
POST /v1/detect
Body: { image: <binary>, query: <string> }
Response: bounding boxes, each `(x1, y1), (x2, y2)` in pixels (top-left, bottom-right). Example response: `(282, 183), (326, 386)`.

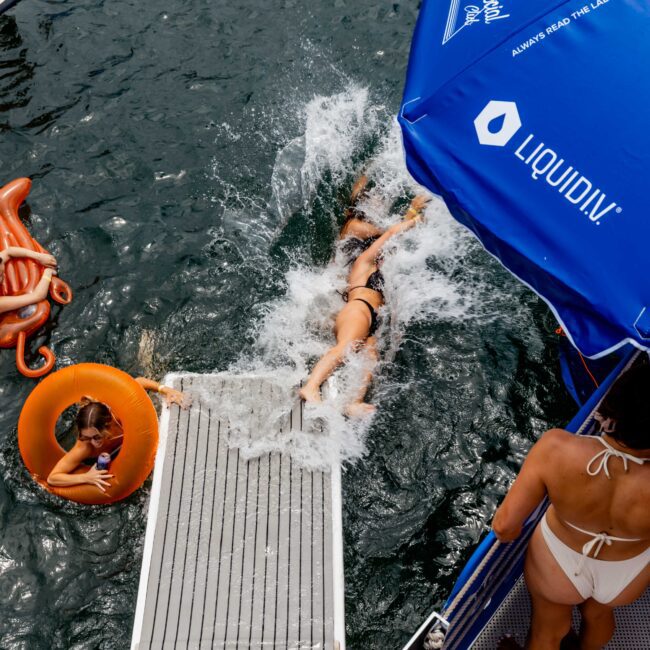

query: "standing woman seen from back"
(492, 363), (650, 650)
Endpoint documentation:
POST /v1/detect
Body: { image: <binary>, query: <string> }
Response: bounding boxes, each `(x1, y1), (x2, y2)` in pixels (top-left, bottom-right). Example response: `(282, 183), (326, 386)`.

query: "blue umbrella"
(399, 0), (650, 358)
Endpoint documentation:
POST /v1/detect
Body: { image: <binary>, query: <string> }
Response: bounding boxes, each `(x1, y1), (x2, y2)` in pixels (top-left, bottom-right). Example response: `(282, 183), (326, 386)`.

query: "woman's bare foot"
(350, 175), (369, 203)
(345, 402), (376, 418)
(299, 385), (322, 403)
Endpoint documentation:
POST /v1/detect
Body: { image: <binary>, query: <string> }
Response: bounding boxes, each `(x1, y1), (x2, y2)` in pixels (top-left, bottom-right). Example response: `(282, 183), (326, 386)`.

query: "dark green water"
(0, 1), (576, 648)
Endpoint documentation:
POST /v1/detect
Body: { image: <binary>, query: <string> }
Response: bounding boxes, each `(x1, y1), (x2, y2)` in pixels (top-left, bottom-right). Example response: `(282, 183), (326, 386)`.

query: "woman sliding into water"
(299, 183), (430, 416)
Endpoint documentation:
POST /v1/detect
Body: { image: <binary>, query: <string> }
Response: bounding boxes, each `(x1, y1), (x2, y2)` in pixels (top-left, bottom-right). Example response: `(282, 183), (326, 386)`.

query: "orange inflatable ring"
(18, 363), (159, 505)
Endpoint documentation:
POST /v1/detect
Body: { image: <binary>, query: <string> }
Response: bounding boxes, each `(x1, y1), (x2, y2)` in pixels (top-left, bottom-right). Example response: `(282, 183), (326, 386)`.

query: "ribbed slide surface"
(132, 375), (342, 650)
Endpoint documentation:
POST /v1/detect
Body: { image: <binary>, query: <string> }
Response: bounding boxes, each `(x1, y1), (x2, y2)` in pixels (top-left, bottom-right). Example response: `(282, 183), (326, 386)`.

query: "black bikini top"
(365, 269), (384, 294)
(342, 268), (385, 301)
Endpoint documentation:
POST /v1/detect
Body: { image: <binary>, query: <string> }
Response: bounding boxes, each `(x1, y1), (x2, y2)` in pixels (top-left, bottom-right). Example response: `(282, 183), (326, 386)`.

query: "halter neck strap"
(586, 436), (647, 479)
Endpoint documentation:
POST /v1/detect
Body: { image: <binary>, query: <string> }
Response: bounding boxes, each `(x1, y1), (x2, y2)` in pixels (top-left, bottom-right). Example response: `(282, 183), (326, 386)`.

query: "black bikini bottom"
(352, 298), (381, 336)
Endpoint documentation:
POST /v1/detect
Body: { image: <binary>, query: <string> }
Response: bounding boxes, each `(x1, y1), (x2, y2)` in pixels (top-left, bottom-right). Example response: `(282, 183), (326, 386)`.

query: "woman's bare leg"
(581, 564), (650, 649)
(300, 302), (371, 402)
(524, 525), (583, 649)
(350, 174), (369, 203)
(345, 336), (379, 417)
(577, 600), (614, 650)
(527, 592), (574, 650)
(299, 343), (349, 402)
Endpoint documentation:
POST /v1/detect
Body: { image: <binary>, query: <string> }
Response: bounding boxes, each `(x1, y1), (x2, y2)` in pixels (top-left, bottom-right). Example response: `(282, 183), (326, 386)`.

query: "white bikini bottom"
(540, 513), (650, 604)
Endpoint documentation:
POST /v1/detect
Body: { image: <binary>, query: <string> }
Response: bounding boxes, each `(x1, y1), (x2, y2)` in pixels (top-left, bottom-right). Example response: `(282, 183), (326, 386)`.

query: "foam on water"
(211, 82), (382, 256)
(272, 86), (378, 225)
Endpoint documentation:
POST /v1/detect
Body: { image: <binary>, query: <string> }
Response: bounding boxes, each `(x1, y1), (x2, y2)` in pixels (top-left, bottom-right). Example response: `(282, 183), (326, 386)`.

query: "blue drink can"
(97, 452), (111, 471)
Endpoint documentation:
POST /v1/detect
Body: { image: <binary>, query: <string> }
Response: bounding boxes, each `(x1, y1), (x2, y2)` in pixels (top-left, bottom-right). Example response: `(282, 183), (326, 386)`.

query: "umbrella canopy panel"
(399, 0), (650, 358)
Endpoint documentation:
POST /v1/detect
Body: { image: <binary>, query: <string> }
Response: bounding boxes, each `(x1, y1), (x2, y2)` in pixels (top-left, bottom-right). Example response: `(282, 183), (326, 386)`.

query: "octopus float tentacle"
(50, 277), (73, 305)
(15, 331), (56, 378)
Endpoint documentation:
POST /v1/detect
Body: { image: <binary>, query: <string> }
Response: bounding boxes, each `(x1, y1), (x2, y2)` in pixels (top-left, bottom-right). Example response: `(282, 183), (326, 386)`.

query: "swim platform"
(131, 373), (346, 649)
(469, 576), (650, 649)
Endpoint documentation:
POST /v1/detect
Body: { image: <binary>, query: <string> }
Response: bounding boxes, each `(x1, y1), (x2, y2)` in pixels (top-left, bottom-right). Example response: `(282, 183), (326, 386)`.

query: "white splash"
(192, 368), (369, 471)
(270, 84), (381, 228)
(199, 85), (520, 469)
(154, 170), (187, 182)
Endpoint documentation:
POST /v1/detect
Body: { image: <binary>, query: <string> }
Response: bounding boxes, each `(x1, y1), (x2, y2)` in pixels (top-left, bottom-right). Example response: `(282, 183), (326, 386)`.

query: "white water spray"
(195, 86), (526, 469)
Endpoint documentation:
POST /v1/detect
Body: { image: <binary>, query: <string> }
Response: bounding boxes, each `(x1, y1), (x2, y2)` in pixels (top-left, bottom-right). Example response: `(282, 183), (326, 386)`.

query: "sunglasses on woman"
(78, 429), (105, 444)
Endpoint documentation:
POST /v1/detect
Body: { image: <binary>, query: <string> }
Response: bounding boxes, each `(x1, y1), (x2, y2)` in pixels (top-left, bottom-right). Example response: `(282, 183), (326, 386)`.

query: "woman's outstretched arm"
(135, 377), (192, 408)
(47, 442), (114, 491)
(355, 195), (429, 267)
(491, 430), (560, 541)
(0, 268), (55, 314)
(2, 247), (57, 268)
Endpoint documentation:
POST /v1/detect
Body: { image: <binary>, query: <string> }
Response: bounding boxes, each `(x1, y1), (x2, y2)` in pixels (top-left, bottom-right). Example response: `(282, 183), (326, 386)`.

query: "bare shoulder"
(67, 440), (93, 461)
(350, 253), (373, 275)
(540, 427), (572, 441)
(525, 429), (577, 473)
(532, 428), (603, 481)
(533, 428), (573, 452)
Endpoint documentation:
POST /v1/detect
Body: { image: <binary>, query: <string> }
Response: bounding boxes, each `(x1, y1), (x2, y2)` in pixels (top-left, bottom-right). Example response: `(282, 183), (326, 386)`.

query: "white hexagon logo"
(474, 100), (522, 147)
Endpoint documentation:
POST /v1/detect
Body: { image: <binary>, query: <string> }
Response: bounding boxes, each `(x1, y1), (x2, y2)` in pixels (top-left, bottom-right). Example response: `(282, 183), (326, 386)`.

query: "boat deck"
(471, 578), (650, 649)
(130, 374), (345, 650)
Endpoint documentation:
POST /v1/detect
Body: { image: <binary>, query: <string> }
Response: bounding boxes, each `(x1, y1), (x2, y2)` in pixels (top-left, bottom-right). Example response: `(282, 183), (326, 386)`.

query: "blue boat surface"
(398, 0), (650, 647)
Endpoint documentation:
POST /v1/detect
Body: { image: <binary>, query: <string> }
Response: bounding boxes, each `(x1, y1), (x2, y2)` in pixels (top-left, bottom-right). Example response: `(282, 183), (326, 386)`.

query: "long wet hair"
(340, 235), (379, 266)
(76, 401), (112, 437)
(343, 205), (367, 223)
(597, 363), (650, 450)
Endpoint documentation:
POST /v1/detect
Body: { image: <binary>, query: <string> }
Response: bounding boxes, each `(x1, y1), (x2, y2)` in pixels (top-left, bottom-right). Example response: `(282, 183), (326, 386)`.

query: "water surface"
(0, 1), (574, 648)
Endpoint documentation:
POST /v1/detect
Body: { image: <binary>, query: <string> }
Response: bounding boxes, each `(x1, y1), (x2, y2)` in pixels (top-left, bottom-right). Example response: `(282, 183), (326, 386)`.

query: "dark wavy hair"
(343, 206), (366, 222)
(598, 363), (650, 450)
(340, 235), (378, 265)
(76, 401), (112, 435)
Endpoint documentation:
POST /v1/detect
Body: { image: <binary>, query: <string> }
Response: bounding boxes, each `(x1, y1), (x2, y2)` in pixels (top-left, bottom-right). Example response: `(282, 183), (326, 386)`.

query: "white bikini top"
(586, 435), (647, 479)
(565, 436), (648, 564)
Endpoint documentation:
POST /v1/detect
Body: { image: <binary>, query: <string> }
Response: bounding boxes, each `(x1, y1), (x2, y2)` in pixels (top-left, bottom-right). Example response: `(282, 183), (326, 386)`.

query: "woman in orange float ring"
(18, 363), (189, 505)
